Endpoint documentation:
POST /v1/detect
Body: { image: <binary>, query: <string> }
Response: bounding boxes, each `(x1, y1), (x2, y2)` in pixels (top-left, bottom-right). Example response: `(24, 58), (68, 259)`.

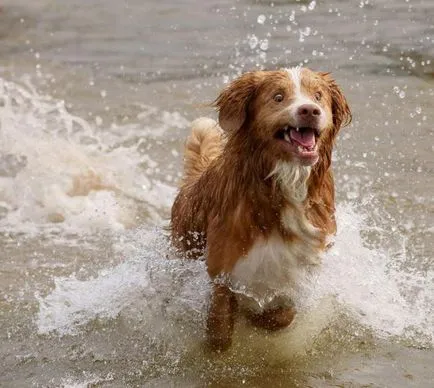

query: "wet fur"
(171, 68), (351, 350)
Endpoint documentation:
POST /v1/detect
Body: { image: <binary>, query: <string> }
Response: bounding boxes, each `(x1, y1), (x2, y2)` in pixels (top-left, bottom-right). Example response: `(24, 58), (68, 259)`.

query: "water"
(0, 0), (433, 386)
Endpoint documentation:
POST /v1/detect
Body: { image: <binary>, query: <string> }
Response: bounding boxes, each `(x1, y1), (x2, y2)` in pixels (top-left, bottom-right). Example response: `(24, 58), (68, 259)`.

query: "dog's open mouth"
(275, 126), (320, 164)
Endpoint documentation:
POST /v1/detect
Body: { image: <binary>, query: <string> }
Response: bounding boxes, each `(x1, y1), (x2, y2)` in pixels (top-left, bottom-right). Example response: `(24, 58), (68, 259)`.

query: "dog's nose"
(296, 104), (321, 118)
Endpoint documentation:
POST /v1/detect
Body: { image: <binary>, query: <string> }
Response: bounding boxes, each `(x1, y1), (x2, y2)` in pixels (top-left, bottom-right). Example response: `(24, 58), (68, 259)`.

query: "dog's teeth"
(283, 132), (290, 142)
(297, 145), (303, 152)
(296, 127), (300, 132)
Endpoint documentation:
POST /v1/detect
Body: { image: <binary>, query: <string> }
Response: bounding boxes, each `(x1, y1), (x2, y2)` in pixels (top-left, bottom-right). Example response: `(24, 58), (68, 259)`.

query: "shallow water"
(0, 0), (433, 387)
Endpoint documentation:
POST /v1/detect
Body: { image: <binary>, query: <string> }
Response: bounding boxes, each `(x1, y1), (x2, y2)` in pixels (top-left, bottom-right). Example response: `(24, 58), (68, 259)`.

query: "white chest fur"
(229, 161), (322, 312)
(230, 232), (319, 312)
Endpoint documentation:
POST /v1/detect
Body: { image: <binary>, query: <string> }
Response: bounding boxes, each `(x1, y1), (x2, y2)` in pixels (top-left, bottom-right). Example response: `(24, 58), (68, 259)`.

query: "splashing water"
(1, 75), (432, 380)
(36, 228), (209, 337)
(36, 205), (433, 355)
(307, 205), (433, 344)
(0, 76), (181, 235)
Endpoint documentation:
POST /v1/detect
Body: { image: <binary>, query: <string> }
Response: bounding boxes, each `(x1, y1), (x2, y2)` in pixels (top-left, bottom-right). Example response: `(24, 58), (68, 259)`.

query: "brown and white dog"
(170, 67), (351, 351)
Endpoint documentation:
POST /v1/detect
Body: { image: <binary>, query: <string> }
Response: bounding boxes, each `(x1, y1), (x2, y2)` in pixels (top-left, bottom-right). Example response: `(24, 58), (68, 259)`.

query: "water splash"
(307, 205), (433, 345)
(36, 228), (209, 336)
(36, 205), (433, 351)
(0, 76), (182, 235)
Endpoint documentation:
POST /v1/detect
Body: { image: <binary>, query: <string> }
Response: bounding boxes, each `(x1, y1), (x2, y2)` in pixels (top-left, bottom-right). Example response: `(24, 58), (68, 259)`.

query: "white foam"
(0, 76), (183, 235)
(36, 228), (209, 336)
(306, 205), (433, 343)
(36, 205), (433, 349)
(60, 373), (114, 388)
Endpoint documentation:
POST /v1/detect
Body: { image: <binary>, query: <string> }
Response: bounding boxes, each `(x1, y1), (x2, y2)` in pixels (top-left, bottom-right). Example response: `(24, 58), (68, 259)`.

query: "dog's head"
(214, 68), (351, 167)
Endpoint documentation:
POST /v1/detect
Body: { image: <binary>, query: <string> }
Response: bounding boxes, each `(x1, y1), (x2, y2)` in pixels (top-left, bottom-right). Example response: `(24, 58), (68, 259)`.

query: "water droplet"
(248, 34), (259, 49)
(259, 39), (269, 51)
(257, 14), (266, 24)
(308, 1), (317, 11)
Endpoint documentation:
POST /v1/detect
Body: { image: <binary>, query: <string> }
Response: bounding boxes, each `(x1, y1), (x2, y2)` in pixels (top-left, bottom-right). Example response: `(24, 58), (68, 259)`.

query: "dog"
(170, 67), (351, 351)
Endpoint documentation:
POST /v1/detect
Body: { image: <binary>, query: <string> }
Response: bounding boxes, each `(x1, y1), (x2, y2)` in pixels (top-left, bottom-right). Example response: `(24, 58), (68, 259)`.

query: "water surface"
(0, 0), (433, 387)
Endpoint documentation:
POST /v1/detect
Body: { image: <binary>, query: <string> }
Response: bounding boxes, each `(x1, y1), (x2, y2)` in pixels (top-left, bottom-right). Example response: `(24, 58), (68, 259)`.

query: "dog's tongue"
(289, 128), (316, 148)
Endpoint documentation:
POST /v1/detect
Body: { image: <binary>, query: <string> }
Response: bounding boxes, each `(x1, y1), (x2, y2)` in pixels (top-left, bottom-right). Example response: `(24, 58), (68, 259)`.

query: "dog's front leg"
(206, 283), (237, 351)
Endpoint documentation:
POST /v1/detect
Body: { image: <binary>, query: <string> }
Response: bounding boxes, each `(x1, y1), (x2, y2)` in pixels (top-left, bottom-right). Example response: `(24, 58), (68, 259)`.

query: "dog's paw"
(247, 306), (296, 331)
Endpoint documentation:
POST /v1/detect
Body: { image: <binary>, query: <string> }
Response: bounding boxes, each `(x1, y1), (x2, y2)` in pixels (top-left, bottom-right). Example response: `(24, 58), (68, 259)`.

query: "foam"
(307, 205), (433, 343)
(60, 373), (114, 388)
(36, 228), (209, 336)
(0, 76), (182, 235)
(36, 205), (433, 351)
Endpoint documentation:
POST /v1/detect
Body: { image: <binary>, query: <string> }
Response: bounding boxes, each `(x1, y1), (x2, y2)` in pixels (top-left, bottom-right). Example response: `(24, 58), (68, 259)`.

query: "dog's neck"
(222, 134), (311, 204)
(267, 161), (311, 203)
(220, 138), (311, 204)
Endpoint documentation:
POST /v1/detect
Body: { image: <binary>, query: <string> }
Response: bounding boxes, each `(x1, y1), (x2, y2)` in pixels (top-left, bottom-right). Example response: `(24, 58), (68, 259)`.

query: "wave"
(36, 204), (433, 365)
(0, 76), (185, 235)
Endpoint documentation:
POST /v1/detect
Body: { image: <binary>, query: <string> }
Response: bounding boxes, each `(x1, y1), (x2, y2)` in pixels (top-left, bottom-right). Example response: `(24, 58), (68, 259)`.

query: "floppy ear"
(310, 73), (352, 183)
(319, 72), (352, 130)
(213, 71), (264, 133)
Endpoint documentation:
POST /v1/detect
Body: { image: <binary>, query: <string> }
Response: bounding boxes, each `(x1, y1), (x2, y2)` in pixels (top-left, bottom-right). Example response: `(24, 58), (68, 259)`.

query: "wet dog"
(171, 68), (351, 351)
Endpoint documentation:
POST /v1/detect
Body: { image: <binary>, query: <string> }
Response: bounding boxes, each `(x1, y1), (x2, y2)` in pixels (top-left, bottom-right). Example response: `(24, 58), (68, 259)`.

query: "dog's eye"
(314, 91), (322, 101)
(273, 94), (284, 102)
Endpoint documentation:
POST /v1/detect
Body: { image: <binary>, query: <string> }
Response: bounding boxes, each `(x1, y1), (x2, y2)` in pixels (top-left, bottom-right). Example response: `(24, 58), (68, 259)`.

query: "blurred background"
(0, 1), (433, 387)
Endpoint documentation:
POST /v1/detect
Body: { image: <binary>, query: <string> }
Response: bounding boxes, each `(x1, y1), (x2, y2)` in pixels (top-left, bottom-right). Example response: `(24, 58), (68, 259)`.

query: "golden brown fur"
(171, 68), (351, 350)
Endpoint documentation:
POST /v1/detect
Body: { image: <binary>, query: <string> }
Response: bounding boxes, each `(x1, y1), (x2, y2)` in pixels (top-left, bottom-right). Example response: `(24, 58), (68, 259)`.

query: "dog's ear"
(318, 72), (352, 130)
(213, 71), (264, 133)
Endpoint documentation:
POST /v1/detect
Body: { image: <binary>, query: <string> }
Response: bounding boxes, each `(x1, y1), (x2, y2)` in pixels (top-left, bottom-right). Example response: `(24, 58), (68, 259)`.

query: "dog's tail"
(182, 118), (224, 184)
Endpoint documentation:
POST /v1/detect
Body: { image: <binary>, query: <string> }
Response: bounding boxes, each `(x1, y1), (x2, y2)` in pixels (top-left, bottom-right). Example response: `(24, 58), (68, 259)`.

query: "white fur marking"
(267, 161), (311, 202)
(286, 67), (326, 127)
(281, 207), (319, 239)
(230, 231), (320, 312)
(287, 66), (303, 98)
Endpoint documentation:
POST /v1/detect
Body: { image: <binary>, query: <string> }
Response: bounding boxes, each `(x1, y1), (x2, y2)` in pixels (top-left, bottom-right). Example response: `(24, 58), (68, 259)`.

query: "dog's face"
(214, 68), (351, 166)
